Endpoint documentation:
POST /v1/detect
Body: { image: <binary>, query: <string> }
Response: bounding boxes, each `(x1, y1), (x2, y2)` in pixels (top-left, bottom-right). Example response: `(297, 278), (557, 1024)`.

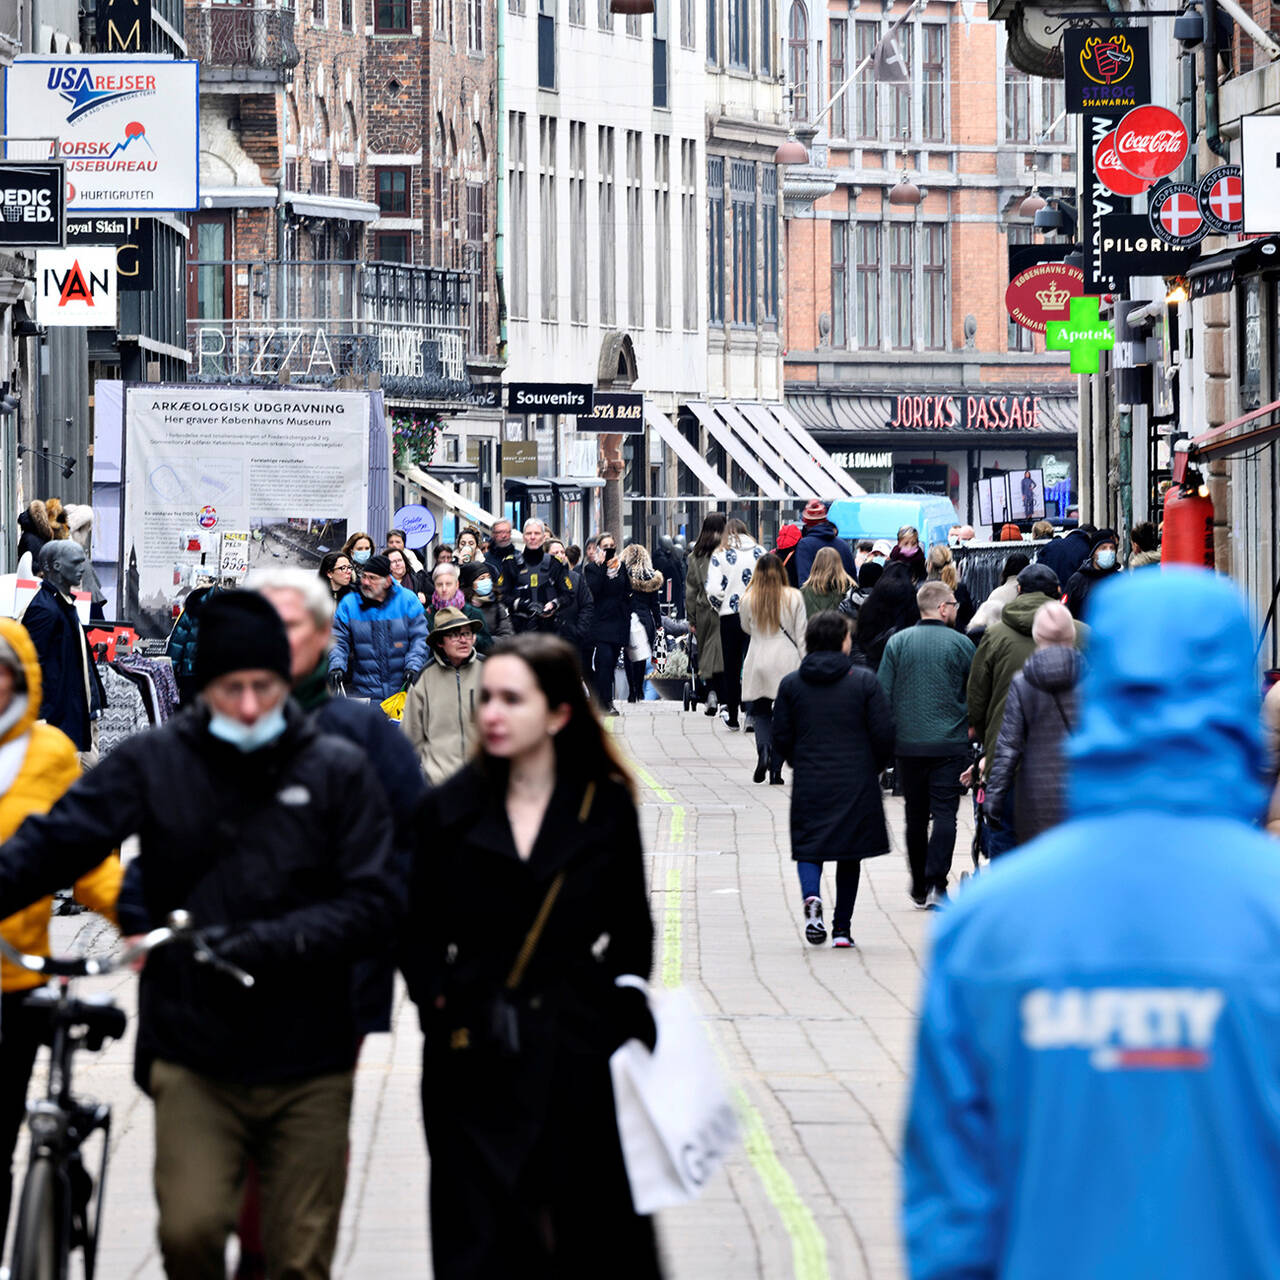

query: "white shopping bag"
(610, 986), (739, 1214)
(626, 613), (652, 663)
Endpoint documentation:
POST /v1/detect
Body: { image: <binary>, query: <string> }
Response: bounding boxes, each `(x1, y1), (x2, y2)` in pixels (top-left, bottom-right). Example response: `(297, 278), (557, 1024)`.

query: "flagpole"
(807, 0), (926, 132)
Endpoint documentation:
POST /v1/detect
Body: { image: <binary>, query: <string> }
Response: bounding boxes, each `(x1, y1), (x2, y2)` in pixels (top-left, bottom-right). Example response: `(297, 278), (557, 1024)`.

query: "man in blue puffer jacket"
(328, 554), (427, 700)
(904, 567), (1280, 1280)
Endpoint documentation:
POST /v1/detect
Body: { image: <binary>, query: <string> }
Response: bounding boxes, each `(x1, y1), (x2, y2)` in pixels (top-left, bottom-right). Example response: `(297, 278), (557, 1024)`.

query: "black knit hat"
(459, 560), (491, 591)
(1017, 563), (1060, 596)
(192, 591), (293, 691)
(361, 553), (392, 578)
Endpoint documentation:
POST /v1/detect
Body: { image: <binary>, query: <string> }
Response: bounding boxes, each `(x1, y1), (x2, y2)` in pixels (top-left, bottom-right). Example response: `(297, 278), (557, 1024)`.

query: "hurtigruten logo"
(1021, 986), (1225, 1071)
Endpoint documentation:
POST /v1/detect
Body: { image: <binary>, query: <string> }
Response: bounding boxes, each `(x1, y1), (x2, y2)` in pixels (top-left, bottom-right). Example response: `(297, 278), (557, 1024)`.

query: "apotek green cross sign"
(1045, 295), (1115, 374)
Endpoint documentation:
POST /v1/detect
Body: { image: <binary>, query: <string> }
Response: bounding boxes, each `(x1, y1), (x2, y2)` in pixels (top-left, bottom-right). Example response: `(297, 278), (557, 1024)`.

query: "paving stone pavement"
(27, 701), (970, 1278)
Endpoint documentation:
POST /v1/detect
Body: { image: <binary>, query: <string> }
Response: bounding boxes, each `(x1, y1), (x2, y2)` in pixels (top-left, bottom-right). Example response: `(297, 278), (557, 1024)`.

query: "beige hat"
(428, 606), (482, 644)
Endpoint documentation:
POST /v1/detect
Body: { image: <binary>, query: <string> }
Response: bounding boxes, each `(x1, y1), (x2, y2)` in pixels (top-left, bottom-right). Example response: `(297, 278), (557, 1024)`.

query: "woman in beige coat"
(740, 553), (807, 784)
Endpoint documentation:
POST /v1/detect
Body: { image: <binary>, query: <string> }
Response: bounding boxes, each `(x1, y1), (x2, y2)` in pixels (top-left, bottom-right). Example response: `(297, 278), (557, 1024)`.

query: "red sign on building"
(1004, 262), (1085, 335)
(1094, 130), (1151, 197)
(1114, 105), (1189, 182)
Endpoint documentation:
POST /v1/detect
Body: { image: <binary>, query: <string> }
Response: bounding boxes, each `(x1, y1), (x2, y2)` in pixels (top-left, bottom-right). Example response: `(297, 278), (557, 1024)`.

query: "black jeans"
(797, 860), (862, 933)
(592, 643), (622, 707)
(716, 614), (749, 724)
(897, 753), (968, 898)
(0, 991), (50, 1252)
(752, 697), (781, 779)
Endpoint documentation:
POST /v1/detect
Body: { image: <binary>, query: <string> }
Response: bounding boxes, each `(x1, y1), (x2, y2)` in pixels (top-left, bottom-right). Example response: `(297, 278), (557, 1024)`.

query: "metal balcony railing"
(186, 260), (477, 399)
(187, 4), (301, 75)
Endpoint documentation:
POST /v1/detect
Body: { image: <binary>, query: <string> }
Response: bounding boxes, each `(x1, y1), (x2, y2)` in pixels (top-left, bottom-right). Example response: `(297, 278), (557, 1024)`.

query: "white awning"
(712, 401), (813, 497)
(687, 401), (790, 499)
(768, 402), (863, 497)
(737, 402), (847, 497)
(644, 405), (737, 500)
(404, 466), (501, 529)
(283, 192), (381, 223)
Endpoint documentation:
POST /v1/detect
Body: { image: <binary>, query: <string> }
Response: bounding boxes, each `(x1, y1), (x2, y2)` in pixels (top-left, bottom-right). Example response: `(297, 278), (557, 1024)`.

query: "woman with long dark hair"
(686, 513), (726, 715)
(405, 635), (660, 1279)
(317, 551), (354, 603)
(855, 561), (919, 671)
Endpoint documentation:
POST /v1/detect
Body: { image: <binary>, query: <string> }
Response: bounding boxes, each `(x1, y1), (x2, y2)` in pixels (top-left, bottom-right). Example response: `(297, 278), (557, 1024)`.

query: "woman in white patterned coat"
(707, 518), (765, 730)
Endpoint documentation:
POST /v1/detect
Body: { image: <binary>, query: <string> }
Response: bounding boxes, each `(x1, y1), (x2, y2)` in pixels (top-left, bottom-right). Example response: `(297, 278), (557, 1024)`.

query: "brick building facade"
(781, 3), (1080, 528)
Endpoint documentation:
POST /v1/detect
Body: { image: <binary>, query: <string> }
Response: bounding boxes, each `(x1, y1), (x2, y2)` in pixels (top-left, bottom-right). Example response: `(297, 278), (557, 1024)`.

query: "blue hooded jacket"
(903, 568), (1277, 1280)
(329, 582), (428, 702)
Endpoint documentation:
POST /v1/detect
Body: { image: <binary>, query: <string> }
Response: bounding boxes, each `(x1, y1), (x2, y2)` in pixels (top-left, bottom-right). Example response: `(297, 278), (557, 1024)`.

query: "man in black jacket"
(547, 536), (595, 664)
(484, 517), (519, 585)
(0, 591), (396, 1280)
(499, 518), (574, 632)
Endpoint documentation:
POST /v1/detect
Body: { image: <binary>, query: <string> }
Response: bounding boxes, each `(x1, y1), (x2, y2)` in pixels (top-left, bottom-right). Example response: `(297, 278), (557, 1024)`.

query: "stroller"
(679, 630), (716, 712)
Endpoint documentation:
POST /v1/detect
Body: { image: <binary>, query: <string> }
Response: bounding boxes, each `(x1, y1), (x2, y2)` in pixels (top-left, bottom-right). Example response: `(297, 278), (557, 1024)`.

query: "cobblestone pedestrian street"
(38, 701), (963, 1278)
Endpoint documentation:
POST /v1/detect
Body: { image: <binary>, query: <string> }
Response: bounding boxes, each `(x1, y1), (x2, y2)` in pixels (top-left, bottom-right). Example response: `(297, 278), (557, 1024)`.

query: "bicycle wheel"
(10, 1154), (66, 1280)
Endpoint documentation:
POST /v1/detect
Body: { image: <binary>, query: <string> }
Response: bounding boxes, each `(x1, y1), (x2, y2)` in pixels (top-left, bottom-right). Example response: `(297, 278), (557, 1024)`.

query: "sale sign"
(1094, 130), (1151, 197)
(1115, 105), (1189, 182)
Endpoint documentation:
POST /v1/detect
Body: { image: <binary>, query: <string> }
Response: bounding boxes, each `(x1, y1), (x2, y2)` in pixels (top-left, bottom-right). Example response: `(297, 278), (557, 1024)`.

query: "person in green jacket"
(878, 581), (975, 908)
(800, 546), (853, 618)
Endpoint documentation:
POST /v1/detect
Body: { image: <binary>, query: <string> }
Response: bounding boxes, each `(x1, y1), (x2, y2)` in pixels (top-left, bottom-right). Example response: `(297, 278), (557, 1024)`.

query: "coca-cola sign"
(1094, 129), (1151, 197)
(1115, 105), (1189, 182)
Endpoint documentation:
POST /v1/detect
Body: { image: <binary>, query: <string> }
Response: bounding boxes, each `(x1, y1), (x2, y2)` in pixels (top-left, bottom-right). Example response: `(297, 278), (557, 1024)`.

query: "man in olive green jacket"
(401, 609), (484, 784)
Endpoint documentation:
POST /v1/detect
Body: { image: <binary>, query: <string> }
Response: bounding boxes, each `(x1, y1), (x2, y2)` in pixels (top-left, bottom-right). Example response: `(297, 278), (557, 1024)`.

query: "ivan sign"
(1114, 105), (1189, 182)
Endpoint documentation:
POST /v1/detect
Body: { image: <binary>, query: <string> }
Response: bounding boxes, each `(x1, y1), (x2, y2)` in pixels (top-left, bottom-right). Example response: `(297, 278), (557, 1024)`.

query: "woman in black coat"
(854, 560), (919, 671)
(582, 532), (631, 714)
(772, 610), (895, 949)
(404, 633), (661, 1279)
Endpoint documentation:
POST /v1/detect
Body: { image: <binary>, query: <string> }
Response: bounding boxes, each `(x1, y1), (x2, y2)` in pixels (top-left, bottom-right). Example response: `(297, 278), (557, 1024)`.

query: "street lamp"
(889, 175), (922, 206)
(774, 133), (809, 165)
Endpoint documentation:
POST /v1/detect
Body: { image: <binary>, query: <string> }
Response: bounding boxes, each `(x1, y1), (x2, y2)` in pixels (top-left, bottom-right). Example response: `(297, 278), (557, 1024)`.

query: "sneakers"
(831, 931), (854, 949)
(925, 887), (948, 910)
(721, 708), (740, 730)
(601, 703), (620, 717)
(803, 897), (827, 946)
(909, 889), (929, 910)
(703, 691), (719, 716)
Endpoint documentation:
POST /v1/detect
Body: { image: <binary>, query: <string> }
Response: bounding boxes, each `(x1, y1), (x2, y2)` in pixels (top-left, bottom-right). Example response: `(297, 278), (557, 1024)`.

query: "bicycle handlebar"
(0, 911), (255, 988)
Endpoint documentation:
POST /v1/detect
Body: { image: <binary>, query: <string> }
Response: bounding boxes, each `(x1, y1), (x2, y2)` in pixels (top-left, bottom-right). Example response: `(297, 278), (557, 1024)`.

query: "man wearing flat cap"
(0, 589), (396, 1278)
(402, 606), (484, 783)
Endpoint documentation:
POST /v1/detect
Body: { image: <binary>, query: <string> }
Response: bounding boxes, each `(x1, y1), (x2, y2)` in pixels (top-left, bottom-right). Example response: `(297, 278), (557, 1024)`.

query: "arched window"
(788, 1), (808, 120)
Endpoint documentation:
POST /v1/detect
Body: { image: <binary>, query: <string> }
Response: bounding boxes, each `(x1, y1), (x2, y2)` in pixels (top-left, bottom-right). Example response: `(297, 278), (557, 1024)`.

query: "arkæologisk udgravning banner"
(120, 387), (371, 637)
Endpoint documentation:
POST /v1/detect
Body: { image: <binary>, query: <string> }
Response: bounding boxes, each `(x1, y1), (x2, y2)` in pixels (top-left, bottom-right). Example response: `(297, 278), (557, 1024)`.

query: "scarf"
(294, 659), (329, 712)
(432, 589), (465, 610)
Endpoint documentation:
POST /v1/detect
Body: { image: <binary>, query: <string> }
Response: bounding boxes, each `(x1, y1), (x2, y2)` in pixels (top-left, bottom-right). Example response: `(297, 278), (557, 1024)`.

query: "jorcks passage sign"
(3, 57), (199, 212)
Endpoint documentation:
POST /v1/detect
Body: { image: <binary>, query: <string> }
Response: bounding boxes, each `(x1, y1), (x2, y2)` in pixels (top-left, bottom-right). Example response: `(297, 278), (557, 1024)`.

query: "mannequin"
(63, 504), (107, 620)
(22, 541), (105, 764)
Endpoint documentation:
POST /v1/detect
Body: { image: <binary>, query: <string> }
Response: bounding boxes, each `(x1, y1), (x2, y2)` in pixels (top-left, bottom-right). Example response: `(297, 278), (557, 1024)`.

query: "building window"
(892, 28), (912, 139)
(831, 221), (846, 347)
(1004, 67), (1030, 142)
(707, 156), (724, 325)
(761, 166), (777, 322)
(468, 0), (483, 47)
(376, 233), (410, 262)
(341, 0), (352, 26)
(511, 0), (524, 15)
(375, 0), (409, 29)
(538, 0), (556, 88)
(788, 2), (808, 120)
(1041, 77), (1067, 142)
(760, 0), (770, 72)
(855, 21), (877, 138)
(312, 0), (324, 23)
(680, 0), (694, 47)
(466, 182), (487, 352)
(310, 159), (329, 195)
(626, 129), (644, 327)
(922, 24), (946, 142)
(681, 139), (697, 331)
(433, 0), (447, 34)
(539, 116), (558, 321)
(598, 0), (611, 31)
(730, 160), (756, 326)
(728, 0), (747, 68)
(855, 222), (879, 348)
(654, 0), (669, 106)
(923, 223), (947, 349)
(509, 111), (528, 319)
(569, 0), (583, 21)
(1007, 223), (1034, 352)
(599, 126), (616, 324)
(706, 0), (717, 63)
(890, 222), (913, 348)
(570, 122), (587, 322)
(338, 165), (355, 199)
(376, 167), (409, 214)
(655, 135), (671, 330)
(285, 157), (299, 192)
(829, 19), (847, 138)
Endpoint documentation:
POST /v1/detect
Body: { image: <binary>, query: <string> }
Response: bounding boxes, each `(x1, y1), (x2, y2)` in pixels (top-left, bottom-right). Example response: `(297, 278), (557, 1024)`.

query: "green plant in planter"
(392, 412), (442, 469)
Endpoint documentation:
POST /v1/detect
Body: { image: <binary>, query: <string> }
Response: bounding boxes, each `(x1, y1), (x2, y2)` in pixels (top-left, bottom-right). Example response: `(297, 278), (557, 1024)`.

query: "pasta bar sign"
(887, 394), (1046, 433)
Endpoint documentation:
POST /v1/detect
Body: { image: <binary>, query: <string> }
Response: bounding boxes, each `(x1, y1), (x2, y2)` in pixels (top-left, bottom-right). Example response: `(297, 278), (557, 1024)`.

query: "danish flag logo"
(1197, 165), (1245, 233)
(1159, 192), (1202, 237)
(1209, 175), (1242, 223)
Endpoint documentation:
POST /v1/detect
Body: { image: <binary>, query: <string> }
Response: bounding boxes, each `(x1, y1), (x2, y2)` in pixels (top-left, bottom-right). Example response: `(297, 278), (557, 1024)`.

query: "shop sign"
(0, 161), (64, 247)
(886, 394), (1047, 433)
(505, 382), (594, 413)
(831, 450), (893, 469)
(1114, 105), (1189, 182)
(66, 214), (152, 290)
(1064, 28), (1149, 114)
(1197, 164), (1242, 234)
(218, 530), (249, 579)
(1099, 214), (1200, 278)
(459, 383), (501, 409)
(1083, 113), (1129, 294)
(1005, 262), (1084, 334)
(97, 0), (151, 51)
(500, 440), (539, 478)
(5, 57), (199, 212)
(1045, 296), (1115, 374)
(34, 246), (116, 325)
(578, 390), (644, 434)
(1147, 181), (1208, 246)
(390, 503), (437, 550)
(1241, 113), (1280, 234)
(1094, 130), (1151, 197)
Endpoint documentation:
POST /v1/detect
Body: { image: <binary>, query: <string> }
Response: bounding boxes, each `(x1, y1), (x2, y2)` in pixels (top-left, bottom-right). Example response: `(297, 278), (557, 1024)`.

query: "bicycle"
(0, 910), (254, 1280)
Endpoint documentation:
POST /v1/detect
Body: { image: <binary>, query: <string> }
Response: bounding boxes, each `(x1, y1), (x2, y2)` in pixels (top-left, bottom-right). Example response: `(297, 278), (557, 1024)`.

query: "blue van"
(826, 494), (961, 548)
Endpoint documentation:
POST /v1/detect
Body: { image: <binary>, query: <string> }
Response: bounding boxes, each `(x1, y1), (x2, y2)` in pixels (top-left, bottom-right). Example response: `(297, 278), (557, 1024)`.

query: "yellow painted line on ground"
(632, 761), (676, 804)
(636, 759), (830, 1280)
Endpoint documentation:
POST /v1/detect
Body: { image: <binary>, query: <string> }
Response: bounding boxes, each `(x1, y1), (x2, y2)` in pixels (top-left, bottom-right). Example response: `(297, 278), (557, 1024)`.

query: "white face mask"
(352, 548), (372, 565)
(475, 579), (494, 597)
(1095, 549), (1117, 570)
(207, 704), (287, 753)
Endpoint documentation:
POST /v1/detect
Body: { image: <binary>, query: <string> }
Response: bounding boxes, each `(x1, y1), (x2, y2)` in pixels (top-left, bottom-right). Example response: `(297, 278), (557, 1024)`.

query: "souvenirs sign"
(1046, 296), (1115, 374)
(1005, 262), (1085, 334)
(1065, 28), (1150, 114)
(1114, 105), (1189, 182)
(1148, 181), (1209, 246)
(1197, 164), (1242, 234)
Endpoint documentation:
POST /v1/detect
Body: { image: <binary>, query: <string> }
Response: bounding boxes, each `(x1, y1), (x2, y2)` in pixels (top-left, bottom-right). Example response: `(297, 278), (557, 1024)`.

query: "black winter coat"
(485, 542), (520, 595)
(501, 549), (576, 633)
(1065, 561), (1120, 620)
(773, 651), (895, 862)
(985, 646), (1081, 843)
(405, 765), (658, 1277)
(552, 566), (595, 648)
(583, 560), (633, 646)
(22, 581), (105, 750)
(0, 702), (396, 1087)
(1037, 529), (1092, 586)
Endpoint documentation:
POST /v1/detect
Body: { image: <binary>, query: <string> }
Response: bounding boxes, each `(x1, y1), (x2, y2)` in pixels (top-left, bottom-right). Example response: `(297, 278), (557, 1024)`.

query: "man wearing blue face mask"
(1065, 528), (1121, 621)
(0, 589), (397, 1278)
